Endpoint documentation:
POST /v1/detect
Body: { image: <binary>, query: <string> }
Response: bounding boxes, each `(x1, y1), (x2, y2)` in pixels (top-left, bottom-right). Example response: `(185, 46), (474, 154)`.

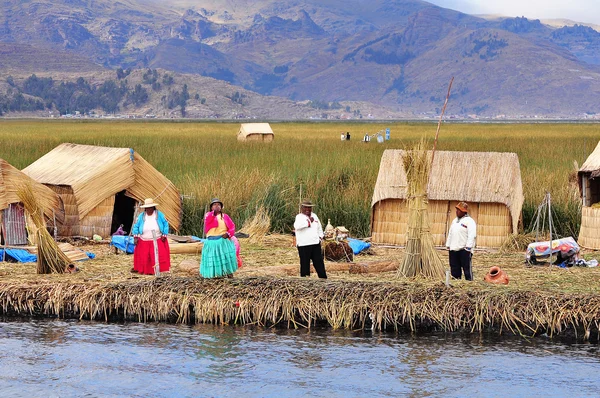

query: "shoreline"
(1, 276), (598, 341)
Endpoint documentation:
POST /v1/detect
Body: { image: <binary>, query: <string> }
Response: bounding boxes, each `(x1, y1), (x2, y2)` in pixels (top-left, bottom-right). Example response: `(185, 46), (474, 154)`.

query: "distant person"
(341, 132), (346, 141)
(200, 198), (240, 278)
(363, 133), (370, 143)
(346, 132), (351, 140)
(132, 198), (170, 275)
(445, 202), (477, 280)
(293, 200), (327, 279)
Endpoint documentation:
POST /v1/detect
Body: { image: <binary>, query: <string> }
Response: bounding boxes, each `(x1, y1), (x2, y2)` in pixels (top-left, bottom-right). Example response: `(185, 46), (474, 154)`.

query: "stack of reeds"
(240, 205), (271, 245)
(17, 184), (70, 274)
(398, 140), (445, 279)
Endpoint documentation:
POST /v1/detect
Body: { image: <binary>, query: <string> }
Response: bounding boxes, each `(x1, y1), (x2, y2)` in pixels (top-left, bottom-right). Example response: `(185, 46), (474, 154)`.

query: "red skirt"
(133, 238), (171, 275)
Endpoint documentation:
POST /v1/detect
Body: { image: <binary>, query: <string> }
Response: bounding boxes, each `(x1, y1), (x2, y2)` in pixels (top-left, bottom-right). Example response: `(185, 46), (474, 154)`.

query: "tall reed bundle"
(17, 184), (70, 274)
(240, 205), (271, 244)
(397, 140), (445, 278)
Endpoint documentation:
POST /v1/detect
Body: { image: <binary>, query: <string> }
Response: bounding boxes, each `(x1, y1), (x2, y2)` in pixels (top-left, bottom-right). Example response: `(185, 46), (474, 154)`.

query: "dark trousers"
(297, 244), (327, 279)
(449, 249), (473, 280)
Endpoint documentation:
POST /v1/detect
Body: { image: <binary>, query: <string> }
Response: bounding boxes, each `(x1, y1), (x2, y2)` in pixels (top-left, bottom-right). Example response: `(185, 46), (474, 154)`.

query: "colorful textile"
(133, 237), (171, 275)
(206, 214), (228, 237)
(111, 235), (135, 254)
(526, 237), (579, 260)
(200, 236), (238, 278)
(204, 212), (235, 237)
(132, 210), (169, 236)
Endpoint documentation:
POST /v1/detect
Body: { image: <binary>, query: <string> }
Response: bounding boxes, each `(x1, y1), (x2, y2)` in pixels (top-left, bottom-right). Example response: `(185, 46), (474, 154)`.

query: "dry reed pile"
(240, 205), (271, 245)
(398, 140), (445, 278)
(17, 184), (70, 274)
(0, 276), (598, 340)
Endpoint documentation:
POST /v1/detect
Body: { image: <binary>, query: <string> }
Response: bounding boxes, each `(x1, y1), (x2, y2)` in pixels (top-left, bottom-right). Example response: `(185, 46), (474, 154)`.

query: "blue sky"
(427, 0), (600, 25)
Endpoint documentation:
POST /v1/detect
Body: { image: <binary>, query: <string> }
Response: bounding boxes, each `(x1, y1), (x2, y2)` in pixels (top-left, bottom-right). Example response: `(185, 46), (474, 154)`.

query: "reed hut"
(577, 141), (600, 249)
(237, 123), (274, 142)
(371, 150), (524, 248)
(23, 143), (181, 239)
(0, 159), (63, 245)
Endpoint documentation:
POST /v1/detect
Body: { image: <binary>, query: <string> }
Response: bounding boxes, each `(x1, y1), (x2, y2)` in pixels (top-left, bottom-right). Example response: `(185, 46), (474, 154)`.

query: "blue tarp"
(0, 248), (95, 263)
(0, 248), (37, 263)
(110, 235), (135, 254)
(347, 238), (371, 255)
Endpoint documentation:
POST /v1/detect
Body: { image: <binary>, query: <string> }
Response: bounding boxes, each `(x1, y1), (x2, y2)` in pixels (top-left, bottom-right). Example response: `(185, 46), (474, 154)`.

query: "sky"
(427, 0), (600, 25)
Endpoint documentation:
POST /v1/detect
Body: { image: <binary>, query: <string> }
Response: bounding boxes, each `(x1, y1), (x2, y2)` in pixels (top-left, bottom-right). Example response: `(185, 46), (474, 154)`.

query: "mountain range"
(1, 0), (600, 118)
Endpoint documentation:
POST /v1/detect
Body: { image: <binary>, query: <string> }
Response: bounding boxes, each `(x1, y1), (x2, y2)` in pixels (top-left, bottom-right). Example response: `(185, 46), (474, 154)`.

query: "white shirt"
(445, 215), (476, 251)
(294, 212), (324, 247)
(140, 212), (161, 240)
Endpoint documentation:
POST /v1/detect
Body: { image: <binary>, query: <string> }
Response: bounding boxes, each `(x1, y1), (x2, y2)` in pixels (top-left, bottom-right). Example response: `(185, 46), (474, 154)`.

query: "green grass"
(0, 120), (597, 237)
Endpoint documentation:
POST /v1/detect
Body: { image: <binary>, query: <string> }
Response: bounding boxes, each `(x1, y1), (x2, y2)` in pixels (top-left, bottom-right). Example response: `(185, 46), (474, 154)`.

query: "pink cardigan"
(204, 212), (236, 237)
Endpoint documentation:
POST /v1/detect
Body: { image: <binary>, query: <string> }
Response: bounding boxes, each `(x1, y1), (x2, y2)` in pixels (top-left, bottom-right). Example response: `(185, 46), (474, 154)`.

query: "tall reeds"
(397, 140), (445, 278)
(17, 184), (70, 274)
(0, 120), (596, 238)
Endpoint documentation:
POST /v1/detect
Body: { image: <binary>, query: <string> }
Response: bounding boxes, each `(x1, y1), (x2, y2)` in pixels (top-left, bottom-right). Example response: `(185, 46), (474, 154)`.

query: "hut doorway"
(2, 203), (27, 245)
(111, 191), (136, 235)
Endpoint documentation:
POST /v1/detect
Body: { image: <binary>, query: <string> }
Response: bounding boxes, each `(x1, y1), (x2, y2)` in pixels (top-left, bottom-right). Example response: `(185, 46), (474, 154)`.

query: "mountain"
(1, 0), (600, 118)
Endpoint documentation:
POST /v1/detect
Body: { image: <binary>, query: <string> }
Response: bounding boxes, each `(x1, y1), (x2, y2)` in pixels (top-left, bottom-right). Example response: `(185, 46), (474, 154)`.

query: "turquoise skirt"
(200, 237), (238, 278)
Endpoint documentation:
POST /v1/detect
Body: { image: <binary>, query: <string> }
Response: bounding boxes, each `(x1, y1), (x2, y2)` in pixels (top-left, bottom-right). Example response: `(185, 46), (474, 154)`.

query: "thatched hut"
(0, 159), (63, 245)
(23, 143), (181, 239)
(237, 123), (274, 142)
(371, 150), (524, 248)
(577, 141), (600, 249)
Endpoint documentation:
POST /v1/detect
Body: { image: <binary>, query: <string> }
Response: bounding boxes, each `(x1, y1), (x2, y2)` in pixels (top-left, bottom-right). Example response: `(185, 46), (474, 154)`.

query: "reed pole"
(431, 77), (454, 165)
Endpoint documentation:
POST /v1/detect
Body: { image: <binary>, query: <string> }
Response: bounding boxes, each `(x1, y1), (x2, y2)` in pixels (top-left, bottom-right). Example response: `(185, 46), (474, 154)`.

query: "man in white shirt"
(445, 202), (477, 281)
(293, 200), (327, 278)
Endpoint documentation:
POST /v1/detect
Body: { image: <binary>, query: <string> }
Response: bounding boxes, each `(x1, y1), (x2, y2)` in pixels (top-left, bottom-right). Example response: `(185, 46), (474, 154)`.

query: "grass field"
(0, 120), (597, 238)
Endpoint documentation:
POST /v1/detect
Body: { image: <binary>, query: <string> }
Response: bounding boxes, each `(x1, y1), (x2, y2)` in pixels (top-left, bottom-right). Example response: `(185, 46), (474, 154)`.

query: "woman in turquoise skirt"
(200, 198), (239, 278)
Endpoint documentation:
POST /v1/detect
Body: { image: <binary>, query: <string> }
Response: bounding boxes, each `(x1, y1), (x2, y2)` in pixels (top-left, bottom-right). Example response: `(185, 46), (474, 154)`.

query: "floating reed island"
(0, 239), (599, 341)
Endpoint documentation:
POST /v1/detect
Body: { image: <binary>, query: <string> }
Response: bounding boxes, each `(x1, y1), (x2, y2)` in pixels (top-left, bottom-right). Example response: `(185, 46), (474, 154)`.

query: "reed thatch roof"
(372, 150), (524, 230)
(237, 123), (274, 141)
(23, 143), (181, 230)
(0, 159), (62, 221)
(579, 141), (600, 177)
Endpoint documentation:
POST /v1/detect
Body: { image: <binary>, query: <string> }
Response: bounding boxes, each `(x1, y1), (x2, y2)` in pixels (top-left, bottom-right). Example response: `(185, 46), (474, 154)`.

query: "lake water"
(0, 319), (598, 397)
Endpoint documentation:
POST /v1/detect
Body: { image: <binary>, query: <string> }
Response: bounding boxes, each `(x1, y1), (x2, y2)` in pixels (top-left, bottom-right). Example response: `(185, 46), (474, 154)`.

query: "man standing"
(445, 202), (477, 280)
(293, 200), (327, 279)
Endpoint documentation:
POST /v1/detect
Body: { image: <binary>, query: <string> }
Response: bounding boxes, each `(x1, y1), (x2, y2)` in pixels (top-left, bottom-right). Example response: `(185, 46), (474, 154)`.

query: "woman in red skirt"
(132, 198), (171, 274)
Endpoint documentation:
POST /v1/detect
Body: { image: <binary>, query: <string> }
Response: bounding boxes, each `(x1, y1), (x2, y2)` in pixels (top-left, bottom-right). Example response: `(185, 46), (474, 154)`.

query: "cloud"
(428, 0), (600, 24)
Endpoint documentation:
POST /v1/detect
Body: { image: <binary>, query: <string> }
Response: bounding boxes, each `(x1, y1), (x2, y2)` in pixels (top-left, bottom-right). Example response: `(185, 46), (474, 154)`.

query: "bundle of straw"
(17, 184), (70, 274)
(240, 205), (271, 245)
(397, 139), (445, 279)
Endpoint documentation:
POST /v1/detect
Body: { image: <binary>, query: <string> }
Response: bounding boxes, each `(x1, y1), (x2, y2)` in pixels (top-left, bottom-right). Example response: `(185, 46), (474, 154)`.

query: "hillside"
(1, 0), (600, 118)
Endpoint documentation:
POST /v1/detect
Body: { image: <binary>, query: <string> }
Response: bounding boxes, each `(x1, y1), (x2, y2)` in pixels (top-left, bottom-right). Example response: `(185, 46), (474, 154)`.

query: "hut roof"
(238, 123), (274, 138)
(372, 150), (524, 228)
(0, 159), (62, 220)
(23, 143), (181, 230)
(579, 141), (600, 177)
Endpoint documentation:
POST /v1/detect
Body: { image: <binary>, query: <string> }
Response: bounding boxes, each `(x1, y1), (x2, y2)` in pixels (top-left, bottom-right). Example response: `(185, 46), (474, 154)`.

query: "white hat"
(140, 198), (159, 208)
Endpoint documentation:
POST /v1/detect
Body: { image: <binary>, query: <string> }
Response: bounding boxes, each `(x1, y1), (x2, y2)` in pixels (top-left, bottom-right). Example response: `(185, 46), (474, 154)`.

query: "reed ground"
(2, 237), (599, 296)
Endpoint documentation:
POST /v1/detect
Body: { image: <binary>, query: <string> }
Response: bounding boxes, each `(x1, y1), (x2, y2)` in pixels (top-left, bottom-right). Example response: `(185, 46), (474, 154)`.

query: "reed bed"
(0, 120), (596, 238)
(0, 237), (599, 339)
(0, 275), (598, 340)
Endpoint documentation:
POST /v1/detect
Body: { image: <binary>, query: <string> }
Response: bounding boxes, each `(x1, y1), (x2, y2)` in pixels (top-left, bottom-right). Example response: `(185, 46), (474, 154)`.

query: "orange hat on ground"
(456, 202), (469, 212)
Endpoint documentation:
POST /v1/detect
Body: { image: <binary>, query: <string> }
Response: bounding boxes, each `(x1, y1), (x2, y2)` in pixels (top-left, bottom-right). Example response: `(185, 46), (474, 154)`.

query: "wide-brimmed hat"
(140, 198), (159, 208)
(210, 198), (224, 208)
(455, 201), (469, 212)
(300, 200), (315, 207)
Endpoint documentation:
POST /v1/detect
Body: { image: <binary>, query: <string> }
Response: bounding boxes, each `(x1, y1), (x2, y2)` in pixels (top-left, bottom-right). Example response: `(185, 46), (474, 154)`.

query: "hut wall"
(372, 199), (512, 248)
(50, 185), (80, 237)
(244, 134), (274, 142)
(579, 207), (600, 249)
(371, 199), (408, 245)
(79, 195), (115, 238)
(476, 203), (512, 248)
